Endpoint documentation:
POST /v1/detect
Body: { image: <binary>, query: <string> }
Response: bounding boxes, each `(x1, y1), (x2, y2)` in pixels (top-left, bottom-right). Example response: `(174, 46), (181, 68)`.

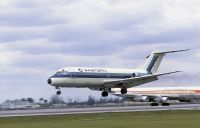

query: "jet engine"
(154, 97), (169, 103)
(132, 96), (149, 102)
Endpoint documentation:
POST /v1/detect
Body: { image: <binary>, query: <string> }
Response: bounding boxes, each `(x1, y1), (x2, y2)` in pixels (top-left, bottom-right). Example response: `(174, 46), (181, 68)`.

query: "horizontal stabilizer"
(153, 49), (190, 54)
(146, 49), (190, 58)
(155, 71), (182, 77)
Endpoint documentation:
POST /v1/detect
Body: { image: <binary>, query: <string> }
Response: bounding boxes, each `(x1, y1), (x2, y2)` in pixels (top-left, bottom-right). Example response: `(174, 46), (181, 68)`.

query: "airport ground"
(0, 110), (200, 128)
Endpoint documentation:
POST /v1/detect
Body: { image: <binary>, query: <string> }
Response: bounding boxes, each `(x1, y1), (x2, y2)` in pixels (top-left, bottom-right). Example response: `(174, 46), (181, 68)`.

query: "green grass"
(0, 110), (200, 128)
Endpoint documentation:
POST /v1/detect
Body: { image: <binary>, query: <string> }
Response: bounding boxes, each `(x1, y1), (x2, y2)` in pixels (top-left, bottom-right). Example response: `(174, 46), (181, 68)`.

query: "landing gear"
(101, 91), (108, 97)
(162, 103), (170, 106)
(121, 88), (127, 94)
(119, 83), (127, 94)
(56, 86), (61, 95)
(56, 90), (61, 95)
(150, 102), (170, 106)
(151, 102), (159, 106)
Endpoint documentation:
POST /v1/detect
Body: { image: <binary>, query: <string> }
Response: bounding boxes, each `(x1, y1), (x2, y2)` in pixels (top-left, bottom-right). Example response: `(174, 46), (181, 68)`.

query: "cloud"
(0, 0), (200, 102)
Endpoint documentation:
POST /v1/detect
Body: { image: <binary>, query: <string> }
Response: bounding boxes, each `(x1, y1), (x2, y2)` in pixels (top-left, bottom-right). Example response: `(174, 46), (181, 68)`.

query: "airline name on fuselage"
(78, 68), (108, 73)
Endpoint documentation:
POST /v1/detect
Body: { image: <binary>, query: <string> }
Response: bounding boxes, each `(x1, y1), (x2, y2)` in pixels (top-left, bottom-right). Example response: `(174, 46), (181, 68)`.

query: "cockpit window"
(56, 69), (68, 75)
(56, 71), (62, 74)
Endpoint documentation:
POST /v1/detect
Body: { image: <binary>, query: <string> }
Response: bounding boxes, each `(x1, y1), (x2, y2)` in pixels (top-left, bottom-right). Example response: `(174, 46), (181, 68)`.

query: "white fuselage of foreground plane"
(48, 67), (147, 88)
(47, 49), (188, 96)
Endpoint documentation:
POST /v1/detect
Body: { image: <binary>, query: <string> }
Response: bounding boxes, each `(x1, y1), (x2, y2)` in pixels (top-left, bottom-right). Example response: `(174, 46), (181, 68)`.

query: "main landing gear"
(121, 88), (127, 94)
(161, 103), (170, 106)
(56, 87), (61, 95)
(102, 91), (108, 97)
(57, 90), (61, 95)
(119, 84), (127, 95)
(101, 87), (127, 97)
(150, 102), (170, 106)
(151, 102), (159, 106)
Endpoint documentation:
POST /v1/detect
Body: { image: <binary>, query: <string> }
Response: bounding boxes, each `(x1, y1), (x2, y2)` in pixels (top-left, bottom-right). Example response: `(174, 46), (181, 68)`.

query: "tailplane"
(142, 49), (189, 74)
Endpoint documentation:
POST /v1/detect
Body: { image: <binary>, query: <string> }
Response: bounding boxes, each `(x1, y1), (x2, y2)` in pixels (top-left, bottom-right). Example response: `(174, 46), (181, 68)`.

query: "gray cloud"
(0, 0), (200, 102)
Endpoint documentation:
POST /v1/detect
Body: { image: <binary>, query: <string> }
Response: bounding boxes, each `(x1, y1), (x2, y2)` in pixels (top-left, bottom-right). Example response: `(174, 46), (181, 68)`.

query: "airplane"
(111, 86), (200, 106)
(47, 49), (189, 97)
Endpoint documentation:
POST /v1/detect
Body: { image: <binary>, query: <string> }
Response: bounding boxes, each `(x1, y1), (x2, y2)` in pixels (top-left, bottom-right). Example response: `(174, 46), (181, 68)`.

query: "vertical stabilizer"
(142, 49), (189, 74)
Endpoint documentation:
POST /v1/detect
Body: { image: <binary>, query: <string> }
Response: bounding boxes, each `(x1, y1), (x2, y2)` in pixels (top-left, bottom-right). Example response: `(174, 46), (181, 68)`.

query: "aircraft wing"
(103, 71), (181, 88)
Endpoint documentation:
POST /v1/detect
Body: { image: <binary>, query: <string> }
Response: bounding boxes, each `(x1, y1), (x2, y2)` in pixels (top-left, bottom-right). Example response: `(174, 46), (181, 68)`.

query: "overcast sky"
(0, 0), (200, 102)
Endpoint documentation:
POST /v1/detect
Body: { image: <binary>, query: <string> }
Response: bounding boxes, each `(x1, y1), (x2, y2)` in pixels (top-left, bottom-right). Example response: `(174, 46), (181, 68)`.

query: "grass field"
(0, 110), (200, 128)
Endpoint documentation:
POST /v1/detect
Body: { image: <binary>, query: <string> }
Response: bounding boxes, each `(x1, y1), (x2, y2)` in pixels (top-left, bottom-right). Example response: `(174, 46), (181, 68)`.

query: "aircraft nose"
(47, 78), (52, 85)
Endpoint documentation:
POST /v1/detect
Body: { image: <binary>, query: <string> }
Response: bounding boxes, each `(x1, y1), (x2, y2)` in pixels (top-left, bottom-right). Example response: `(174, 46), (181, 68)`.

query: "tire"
(151, 103), (159, 106)
(162, 103), (170, 106)
(102, 91), (108, 97)
(121, 88), (127, 94)
(57, 91), (61, 95)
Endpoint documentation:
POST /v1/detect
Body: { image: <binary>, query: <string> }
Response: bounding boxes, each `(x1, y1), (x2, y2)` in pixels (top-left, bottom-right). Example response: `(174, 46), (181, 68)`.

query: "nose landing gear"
(56, 87), (61, 95)
(56, 90), (61, 95)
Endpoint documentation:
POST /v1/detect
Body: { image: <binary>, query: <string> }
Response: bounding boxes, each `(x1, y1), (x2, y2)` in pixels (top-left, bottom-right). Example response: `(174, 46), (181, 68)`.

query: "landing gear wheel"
(162, 103), (170, 106)
(56, 91), (61, 95)
(151, 102), (159, 106)
(102, 91), (108, 97)
(121, 88), (127, 94)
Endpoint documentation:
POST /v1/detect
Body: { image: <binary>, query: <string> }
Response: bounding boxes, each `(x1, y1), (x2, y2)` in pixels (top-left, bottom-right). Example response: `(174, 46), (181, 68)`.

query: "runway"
(0, 104), (200, 117)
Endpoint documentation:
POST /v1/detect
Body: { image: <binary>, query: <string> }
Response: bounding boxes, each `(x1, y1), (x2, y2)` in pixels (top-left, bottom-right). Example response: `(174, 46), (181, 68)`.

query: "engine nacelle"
(154, 97), (169, 103)
(132, 96), (149, 102)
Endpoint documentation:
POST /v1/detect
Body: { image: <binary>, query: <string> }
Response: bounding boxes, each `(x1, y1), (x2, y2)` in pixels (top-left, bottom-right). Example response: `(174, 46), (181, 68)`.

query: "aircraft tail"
(142, 49), (189, 74)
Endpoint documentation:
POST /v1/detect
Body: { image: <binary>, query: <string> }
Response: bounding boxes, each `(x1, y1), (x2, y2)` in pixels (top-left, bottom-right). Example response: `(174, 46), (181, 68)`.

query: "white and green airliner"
(47, 49), (189, 97)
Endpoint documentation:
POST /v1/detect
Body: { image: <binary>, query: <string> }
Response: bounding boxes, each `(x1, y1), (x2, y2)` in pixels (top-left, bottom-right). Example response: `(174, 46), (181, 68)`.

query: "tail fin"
(142, 49), (190, 74)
